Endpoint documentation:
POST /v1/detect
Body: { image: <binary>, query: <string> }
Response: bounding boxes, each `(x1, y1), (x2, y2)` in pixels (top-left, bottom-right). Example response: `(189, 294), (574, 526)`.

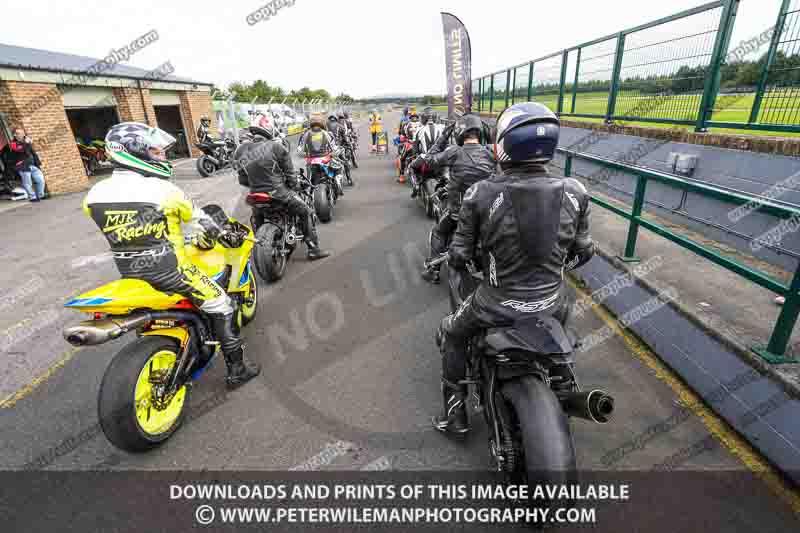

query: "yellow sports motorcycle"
(62, 205), (259, 452)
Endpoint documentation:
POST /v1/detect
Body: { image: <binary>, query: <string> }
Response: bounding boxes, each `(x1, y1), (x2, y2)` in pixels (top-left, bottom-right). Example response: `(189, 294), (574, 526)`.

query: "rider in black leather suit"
(433, 103), (595, 435)
(235, 125), (330, 261)
(417, 114), (496, 284)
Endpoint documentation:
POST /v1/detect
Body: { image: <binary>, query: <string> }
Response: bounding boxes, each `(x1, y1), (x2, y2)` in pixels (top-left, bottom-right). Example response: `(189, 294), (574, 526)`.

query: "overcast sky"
(0, 0), (784, 98)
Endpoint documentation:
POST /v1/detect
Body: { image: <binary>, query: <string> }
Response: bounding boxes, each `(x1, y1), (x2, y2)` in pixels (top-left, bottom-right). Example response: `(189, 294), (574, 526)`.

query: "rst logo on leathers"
(501, 292), (559, 313)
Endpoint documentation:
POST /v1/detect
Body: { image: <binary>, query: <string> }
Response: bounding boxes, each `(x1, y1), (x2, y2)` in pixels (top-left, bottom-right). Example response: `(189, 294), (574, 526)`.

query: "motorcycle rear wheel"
(254, 225), (288, 282)
(98, 337), (189, 452)
(314, 184), (333, 223)
(501, 375), (578, 488)
(423, 180), (437, 218)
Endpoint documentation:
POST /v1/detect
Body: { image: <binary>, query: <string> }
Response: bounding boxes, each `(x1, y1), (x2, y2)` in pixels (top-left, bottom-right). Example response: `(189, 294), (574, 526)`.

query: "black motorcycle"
(247, 174), (316, 282)
(424, 254), (614, 496)
(304, 154), (344, 223)
(410, 160), (446, 219)
(346, 130), (359, 170)
(195, 137), (236, 177)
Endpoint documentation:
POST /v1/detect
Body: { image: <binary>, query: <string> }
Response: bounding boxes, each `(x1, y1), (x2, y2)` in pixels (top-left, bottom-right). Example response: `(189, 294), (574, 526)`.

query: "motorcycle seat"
(484, 315), (575, 360)
(246, 192), (272, 206)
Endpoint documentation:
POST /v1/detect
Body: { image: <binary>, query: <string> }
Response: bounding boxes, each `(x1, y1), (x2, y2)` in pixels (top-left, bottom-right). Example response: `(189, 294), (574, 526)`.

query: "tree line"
(211, 79), (353, 104)
(490, 50), (800, 97)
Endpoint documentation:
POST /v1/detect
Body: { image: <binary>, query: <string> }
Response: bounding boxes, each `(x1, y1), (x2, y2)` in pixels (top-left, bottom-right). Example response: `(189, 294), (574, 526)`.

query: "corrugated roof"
(0, 42), (211, 86)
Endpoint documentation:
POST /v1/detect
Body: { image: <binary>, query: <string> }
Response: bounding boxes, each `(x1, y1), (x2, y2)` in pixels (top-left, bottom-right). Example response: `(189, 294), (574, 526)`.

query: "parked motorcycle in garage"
(62, 206), (259, 452)
(195, 137), (236, 177)
(423, 254), (614, 506)
(247, 172), (315, 282)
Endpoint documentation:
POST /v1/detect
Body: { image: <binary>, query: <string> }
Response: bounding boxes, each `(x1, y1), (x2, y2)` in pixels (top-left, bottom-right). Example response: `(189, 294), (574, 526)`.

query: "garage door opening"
(66, 107), (119, 176)
(154, 105), (190, 159)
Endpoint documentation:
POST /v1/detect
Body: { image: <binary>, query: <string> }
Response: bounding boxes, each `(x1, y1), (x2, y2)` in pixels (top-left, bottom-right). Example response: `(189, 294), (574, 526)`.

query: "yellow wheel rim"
(241, 267), (257, 320)
(134, 350), (187, 436)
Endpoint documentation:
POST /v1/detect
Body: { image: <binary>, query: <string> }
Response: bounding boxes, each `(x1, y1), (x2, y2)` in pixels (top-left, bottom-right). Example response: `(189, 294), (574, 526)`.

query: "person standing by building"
(1, 127), (46, 202)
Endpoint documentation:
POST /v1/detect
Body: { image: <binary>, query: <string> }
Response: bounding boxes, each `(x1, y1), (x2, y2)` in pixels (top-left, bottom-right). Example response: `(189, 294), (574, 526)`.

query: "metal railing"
(559, 146), (800, 362)
(475, 0), (800, 134)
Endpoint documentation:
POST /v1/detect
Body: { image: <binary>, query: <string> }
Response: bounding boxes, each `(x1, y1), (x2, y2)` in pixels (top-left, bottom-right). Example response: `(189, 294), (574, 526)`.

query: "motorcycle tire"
(254, 225), (288, 282)
(240, 260), (259, 323)
(501, 376), (578, 489)
(98, 336), (189, 453)
(344, 164), (353, 187)
(350, 150), (359, 169)
(196, 155), (216, 178)
(424, 180), (437, 219)
(314, 184), (333, 223)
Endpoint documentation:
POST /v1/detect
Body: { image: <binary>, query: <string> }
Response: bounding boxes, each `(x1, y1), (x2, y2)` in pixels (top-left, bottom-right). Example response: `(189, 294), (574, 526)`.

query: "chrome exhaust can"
(63, 313), (151, 346)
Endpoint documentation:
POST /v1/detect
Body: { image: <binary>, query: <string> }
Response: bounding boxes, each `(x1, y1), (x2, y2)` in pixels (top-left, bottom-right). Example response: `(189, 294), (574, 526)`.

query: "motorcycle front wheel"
(240, 260), (259, 323)
(254, 225), (288, 282)
(314, 184), (333, 223)
(196, 155), (216, 178)
(98, 337), (190, 452)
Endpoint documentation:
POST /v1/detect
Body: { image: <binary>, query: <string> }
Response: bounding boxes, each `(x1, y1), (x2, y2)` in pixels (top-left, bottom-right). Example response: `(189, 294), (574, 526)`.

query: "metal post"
(228, 97), (239, 146)
(620, 175), (647, 262)
(557, 51), (569, 114)
(749, 0), (789, 124)
(606, 33), (626, 124)
(571, 48), (582, 113)
(695, 0), (739, 132)
(760, 263), (800, 363)
(527, 62), (534, 101)
(511, 68), (516, 105)
(489, 75), (495, 114)
(564, 153), (573, 177)
(504, 69), (511, 110)
(478, 78), (482, 112)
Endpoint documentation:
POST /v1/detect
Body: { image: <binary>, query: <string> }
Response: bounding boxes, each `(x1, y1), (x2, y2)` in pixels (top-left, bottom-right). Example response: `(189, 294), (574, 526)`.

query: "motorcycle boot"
(208, 312), (261, 390)
(432, 378), (469, 435)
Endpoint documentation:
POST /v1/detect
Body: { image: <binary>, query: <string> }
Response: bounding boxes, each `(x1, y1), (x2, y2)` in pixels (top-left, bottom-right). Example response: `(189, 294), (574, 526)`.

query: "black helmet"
(249, 124), (275, 141)
(454, 114), (484, 146)
(200, 115), (211, 126)
(495, 102), (560, 165)
(420, 106), (433, 125)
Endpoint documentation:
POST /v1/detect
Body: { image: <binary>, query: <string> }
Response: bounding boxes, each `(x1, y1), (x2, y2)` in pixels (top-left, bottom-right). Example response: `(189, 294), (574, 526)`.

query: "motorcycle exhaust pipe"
(203, 155), (221, 166)
(557, 389), (615, 424)
(63, 312), (152, 347)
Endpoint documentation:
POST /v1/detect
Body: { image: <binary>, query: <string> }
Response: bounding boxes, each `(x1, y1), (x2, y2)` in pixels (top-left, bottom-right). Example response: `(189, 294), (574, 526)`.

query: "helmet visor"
(146, 127), (177, 152)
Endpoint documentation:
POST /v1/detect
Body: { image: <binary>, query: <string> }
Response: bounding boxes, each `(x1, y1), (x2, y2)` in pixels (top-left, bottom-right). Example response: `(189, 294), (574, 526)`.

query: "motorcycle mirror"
(201, 204), (228, 227)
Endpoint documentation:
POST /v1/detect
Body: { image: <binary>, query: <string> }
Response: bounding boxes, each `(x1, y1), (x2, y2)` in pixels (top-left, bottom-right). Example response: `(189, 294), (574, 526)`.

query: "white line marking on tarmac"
(289, 440), (353, 471)
(361, 455), (392, 471)
(70, 253), (113, 269)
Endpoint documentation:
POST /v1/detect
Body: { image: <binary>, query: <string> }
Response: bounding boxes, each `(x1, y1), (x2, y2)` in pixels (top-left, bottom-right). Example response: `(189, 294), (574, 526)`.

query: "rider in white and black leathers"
(433, 103), (595, 435)
(416, 114), (496, 284)
(236, 124), (331, 261)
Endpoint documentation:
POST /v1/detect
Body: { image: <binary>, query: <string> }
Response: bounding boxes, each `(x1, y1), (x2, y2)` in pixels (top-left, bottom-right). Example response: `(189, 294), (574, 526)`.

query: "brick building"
(0, 43), (216, 195)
